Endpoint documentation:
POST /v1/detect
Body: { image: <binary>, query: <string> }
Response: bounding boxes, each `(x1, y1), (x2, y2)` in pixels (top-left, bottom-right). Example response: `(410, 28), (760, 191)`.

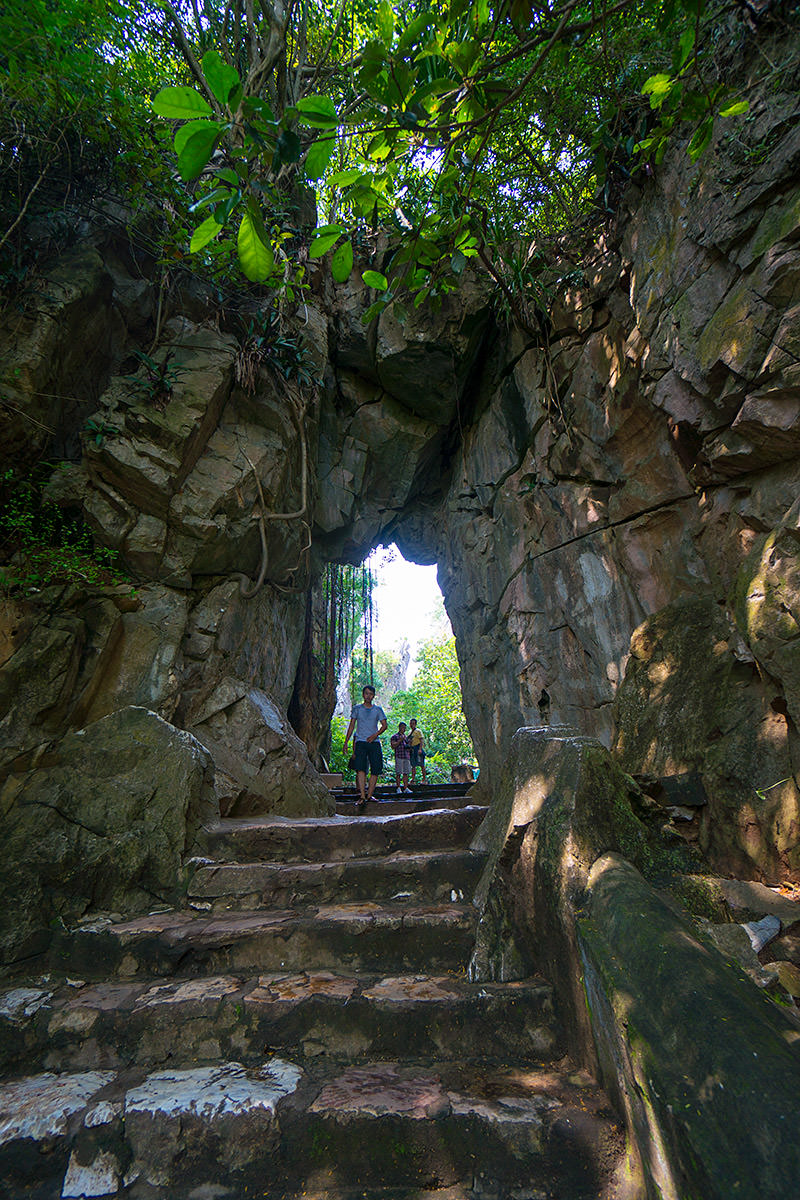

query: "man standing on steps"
(343, 685), (387, 811)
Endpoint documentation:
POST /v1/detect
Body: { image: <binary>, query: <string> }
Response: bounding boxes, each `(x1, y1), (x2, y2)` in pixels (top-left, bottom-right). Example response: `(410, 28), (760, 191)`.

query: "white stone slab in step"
(124, 1058), (302, 1120)
(742, 913), (782, 953)
(123, 1059), (304, 1188)
(62, 1148), (120, 1198)
(0, 986), (52, 1021)
(0, 1071), (114, 1144)
(134, 976), (242, 1007)
(84, 1100), (121, 1127)
(447, 1092), (550, 1158)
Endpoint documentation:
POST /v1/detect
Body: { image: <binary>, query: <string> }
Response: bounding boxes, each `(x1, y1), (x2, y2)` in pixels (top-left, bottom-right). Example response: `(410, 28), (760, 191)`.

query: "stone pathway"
(0, 796), (626, 1199)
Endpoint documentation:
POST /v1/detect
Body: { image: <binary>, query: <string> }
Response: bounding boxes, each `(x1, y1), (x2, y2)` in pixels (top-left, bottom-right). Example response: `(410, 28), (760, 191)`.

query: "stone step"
(49, 903), (477, 982)
(187, 849), (487, 910)
(280, 1060), (623, 1196)
(195, 806), (488, 865)
(332, 784), (474, 803)
(0, 973), (562, 1076)
(0, 1057), (623, 1200)
(335, 797), (487, 817)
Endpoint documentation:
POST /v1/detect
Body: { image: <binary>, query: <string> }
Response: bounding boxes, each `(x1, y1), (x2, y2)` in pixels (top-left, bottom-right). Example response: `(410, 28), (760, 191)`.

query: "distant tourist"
(343, 685), (387, 810)
(409, 718), (427, 783)
(390, 722), (412, 794)
(451, 763), (475, 783)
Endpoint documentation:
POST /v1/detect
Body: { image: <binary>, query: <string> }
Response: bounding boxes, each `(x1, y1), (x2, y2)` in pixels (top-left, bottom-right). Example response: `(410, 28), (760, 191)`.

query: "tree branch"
(161, 0), (223, 114)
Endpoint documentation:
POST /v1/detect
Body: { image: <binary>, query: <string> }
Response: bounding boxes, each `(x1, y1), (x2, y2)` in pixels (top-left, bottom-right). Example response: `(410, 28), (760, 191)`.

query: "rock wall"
(420, 62), (800, 882)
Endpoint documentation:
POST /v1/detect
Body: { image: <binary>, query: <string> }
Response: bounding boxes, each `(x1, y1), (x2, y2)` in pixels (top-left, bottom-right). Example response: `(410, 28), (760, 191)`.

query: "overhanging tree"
(1, 0), (764, 321)
(149, 0), (757, 320)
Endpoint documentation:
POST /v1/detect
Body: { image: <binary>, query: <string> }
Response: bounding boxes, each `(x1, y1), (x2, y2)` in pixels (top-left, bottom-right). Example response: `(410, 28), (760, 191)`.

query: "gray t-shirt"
(350, 703), (386, 742)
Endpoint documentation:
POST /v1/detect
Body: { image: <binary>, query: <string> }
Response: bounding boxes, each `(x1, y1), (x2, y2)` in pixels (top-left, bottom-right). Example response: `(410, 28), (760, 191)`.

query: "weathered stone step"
(50, 902), (477, 982)
(196, 806), (488, 865)
(0, 973), (561, 1075)
(335, 796), (486, 817)
(187, 849), (486, 910)
(0, 1057), (623, 1200)
(332, 783), (474, 803)
(280, 1059), (623, 1197)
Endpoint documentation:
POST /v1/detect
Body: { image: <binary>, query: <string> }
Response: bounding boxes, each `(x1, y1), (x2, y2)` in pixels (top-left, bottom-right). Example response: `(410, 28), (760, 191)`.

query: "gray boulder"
(0, 707), (215, 966)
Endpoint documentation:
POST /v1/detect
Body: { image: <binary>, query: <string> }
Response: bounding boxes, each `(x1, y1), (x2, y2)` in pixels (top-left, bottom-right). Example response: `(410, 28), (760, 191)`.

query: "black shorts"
(354, 740), (383, 775)
(410, 746), (424, 766)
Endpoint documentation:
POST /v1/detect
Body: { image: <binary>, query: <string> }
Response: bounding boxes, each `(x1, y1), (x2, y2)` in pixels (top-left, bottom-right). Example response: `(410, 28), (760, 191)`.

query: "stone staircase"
(0, 795), (626, 1200)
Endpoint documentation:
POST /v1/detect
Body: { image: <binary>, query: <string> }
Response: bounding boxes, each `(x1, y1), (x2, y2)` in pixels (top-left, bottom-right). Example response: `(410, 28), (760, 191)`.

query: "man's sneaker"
(404, 787), (413, 794)
(396, 786), (403, 794)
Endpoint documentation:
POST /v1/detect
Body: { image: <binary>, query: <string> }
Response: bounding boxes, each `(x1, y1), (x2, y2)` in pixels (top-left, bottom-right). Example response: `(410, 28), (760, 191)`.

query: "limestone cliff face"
(1, 38), (799, 946)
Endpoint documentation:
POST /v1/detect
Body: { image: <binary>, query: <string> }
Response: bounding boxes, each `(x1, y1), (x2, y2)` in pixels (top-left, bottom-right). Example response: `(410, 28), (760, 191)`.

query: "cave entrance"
(289, 544), (475, 783)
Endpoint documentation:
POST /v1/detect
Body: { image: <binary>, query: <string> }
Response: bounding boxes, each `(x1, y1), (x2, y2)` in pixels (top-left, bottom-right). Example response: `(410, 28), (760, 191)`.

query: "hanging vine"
(318, 559), (377, 707)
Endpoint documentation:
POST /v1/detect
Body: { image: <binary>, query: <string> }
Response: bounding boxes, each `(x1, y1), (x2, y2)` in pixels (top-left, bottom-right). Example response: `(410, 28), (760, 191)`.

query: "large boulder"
(186, 680), (333, 818)
(0, 707), (215, 967)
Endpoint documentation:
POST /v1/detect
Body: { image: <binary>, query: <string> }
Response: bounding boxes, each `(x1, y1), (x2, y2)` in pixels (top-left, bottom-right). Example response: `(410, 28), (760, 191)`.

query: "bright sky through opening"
(367, 545), (450, 657)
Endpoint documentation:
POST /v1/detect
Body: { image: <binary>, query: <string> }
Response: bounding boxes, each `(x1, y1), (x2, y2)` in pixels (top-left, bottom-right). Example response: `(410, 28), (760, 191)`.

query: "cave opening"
(288, 543), (475, 784)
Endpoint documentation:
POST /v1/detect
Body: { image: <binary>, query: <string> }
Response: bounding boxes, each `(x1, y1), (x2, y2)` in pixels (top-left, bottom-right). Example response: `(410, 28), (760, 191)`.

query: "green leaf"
(242, 96), (276, 123)
(309, 231), (343, 258)
(367, 131), (394, 162)
(328, 168), (364, 188)
(450, 250), (467, 275)
(361, 299), (387, 324)
(216, 167), (242, 186)
(642, 73), (674, 109)
(201, 50), (240, 106)
(153, 86), (212, 119)
(362, 270), (388, 290)
(189, 186), (230, 213)
(687, 117), (714, 161)
(215, 193), (241, 224)
(377, 0), (394, 45)
(237, 211), (274, 282)
(641, 74), (672, 94)
(409, 77), (458, 108)
(177, 125), (221, 181)
(174, 119), (224, 158)
(190, 214), (224, 252)
(296, 94), (337, 127)
(675, 26), (695, 70)
(305, 135), (336, 180)
(331, 239), (354, 283)
(398, 12), (432, 51)
(719, 99), (749, 118)
(274, 129), (302, 165)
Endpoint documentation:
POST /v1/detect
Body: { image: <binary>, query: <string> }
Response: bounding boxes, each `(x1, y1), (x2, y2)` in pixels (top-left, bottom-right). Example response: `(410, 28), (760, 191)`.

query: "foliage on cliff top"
(1, 0), (782, 317)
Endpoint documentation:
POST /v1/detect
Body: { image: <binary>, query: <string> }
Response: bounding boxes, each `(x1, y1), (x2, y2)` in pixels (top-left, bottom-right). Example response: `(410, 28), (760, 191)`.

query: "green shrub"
(0, 464), (131, 593)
